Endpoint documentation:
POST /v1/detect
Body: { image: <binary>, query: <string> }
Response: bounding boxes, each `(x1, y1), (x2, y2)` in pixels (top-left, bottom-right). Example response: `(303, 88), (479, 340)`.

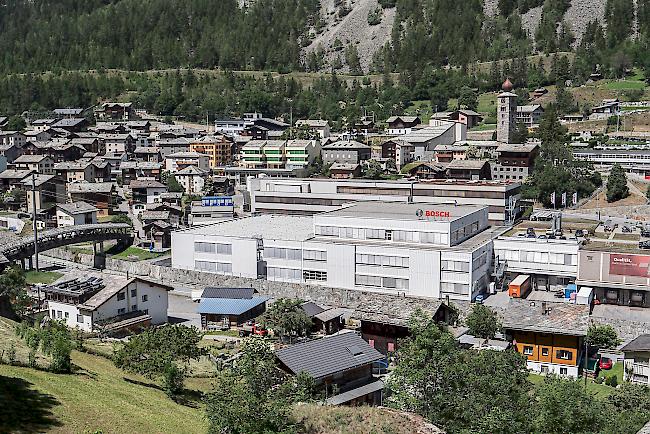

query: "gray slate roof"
(276, 332), (383, 380)
(57, 201), (98, 215)
(621, 335), (650, 352)
(201, 287), (255, 299)
(500, 299), (589, 336)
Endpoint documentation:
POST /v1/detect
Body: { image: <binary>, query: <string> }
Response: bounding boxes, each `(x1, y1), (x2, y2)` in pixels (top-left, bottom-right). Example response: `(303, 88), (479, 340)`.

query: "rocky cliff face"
(303, 0), (619, 73)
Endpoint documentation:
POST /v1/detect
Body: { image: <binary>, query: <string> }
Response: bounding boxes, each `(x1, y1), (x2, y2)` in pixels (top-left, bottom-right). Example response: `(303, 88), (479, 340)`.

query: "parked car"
(526, 227), (536, 237)
(238, 322), (268, 337)
(622, 225), (632, 233)
(640, 241), (650, 249)
(599, 356), (613, 370)
(575, 229), (585, 238)
(474, 294), (485, 304)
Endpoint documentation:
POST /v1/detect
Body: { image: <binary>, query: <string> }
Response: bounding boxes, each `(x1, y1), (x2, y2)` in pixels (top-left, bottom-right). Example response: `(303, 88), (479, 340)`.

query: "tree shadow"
(123, 376), (163, 391)
(0, 375), (62, 432)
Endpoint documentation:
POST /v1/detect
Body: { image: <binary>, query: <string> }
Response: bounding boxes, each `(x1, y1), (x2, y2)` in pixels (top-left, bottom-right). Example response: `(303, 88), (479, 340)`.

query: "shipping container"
(508, 274), (531, 298)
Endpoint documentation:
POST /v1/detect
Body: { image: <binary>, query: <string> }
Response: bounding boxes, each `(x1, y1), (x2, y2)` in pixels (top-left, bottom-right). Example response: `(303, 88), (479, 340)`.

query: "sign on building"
(202, 196), (234, 207)
(609, 254), (650, 277)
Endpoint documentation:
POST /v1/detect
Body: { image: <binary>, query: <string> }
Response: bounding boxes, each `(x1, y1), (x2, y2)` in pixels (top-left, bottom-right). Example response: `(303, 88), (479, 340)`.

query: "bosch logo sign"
(416, 209), (451, 218)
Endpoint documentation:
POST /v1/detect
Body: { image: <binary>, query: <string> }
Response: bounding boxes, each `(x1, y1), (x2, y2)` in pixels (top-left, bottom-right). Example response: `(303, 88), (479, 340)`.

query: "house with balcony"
(44, 271), (172, 333)
(516, 105), (544, 127)
(502, 299), (589, 378)
(190, 135), (233, 168)
(276, 332), (385, 406)
(622, 335), (650, 385)
(285, 139), (319, 169)
(295, 119), (331, 138)
(12, 154), (55, 175)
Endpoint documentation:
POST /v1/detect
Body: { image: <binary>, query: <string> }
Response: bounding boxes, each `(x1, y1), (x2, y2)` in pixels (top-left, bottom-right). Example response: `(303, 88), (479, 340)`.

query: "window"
(132, 304), (138, 311)
(356, 254), (409, 268)
(267, 267), (302, 281)
(560, 367), (568, 375)
(117, 308), (126, 315)
(117, 291), (125, 301)
(541, 347), (550, 357)
(51, 309), (55, 318)
(540, 366), (549, 374)
(64, 312), (69, 319)
(77, 314), (84, 323)
(355, 274), (382, 287)
(131, 289), (137, 298)
(216, 243), (232, 255)
(523, 346), (534, 355)
(556, 350), (572, 360)
(194, 242), (215, 253)
(303, 270), (327, 281)
(304, 250), (327, 261)
(143, 309), (149, 315)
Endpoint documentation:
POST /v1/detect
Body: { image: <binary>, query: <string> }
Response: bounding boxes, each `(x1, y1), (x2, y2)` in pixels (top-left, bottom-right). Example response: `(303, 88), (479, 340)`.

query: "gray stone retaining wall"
(47, 248), (471, 322)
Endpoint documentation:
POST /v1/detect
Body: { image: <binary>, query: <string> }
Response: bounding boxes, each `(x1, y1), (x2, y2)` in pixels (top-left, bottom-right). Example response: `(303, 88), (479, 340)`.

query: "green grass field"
(0, 317), (208, 433)
(603, 80), (647, 91)
(528, 362), (623, 399)
(110, 246), (167, 261)
(24, 270), (64, 285)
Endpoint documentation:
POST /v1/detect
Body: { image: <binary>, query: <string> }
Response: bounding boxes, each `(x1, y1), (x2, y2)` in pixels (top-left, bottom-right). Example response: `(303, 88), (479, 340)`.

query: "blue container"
(565, 283), (577, 299)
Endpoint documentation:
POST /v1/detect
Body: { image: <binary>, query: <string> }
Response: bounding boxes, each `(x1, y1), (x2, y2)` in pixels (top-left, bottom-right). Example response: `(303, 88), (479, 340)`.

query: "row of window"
(195, 260), (233, 273)
(356, 253), (409, 268)
(304, 250), (327, 261)
(450, 222), (480, 244)
(264, 247), (302, 260)
(267, 267), (302, 281)
(194, 242), (232, 255)
(522, 346), (572, 360)
(315, 225), (450, 246)
(116, 291), (148, 303)
(355, 274), (409, 290)
(496, 249), (577, 266)
(440, 282), (470, 295)
(441, 260), (470, 272)
(303, 270), (327, 281)
(335, 186), (514, 200)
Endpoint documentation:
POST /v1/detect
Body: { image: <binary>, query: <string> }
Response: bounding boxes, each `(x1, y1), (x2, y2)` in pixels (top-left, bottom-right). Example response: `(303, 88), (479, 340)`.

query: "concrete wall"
(47, 247), (470, 321)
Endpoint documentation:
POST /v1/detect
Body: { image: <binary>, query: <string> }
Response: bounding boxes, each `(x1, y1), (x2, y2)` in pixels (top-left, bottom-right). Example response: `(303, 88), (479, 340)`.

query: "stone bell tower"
(497, 78), (517, 144)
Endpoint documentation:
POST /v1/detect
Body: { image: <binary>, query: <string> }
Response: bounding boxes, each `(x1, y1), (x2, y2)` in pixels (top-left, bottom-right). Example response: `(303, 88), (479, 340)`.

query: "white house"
(622, 335), (650, 385)
(175, 165), (209, 195)
(45, 272), (172, 332)
(56, 201), (98, 227)
(165, 151), (210, 173)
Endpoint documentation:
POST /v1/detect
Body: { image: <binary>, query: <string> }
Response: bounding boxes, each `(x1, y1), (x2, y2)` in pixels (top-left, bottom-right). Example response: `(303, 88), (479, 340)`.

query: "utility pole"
(30, 173), (39, 271)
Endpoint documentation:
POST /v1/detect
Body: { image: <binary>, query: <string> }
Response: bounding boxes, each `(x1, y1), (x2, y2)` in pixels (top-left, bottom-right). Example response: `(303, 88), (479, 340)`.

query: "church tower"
(497, 78), (517, 144)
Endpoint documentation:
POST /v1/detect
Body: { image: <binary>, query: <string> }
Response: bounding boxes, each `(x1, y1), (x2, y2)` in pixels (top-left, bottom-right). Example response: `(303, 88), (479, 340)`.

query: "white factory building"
(172, 202), (499, 301)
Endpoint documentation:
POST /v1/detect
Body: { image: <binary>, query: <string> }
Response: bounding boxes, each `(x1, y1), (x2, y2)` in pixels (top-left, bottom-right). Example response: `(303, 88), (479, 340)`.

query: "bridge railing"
(0, 223), (132, 260)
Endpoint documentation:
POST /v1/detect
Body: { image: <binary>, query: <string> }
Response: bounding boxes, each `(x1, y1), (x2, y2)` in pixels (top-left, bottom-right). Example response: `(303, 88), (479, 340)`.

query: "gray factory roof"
(319, 201), (485, 223)
(276, 332), (383, 380)
(181, 215), (314, 241)
(500, 299), (589, 336)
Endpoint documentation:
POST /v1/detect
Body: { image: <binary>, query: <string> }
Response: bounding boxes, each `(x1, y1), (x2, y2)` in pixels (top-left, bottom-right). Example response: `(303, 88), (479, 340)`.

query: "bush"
(7, 342), (16, 365)
(162, 363), (185, 398)
(367, 7), (382, 25)
(608, 375), (618, 388)
(594, 376), (604, 384)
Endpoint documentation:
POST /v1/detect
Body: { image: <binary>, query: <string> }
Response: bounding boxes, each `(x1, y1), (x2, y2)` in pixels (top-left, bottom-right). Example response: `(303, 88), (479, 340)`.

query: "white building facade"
(172, 203), (497, 301)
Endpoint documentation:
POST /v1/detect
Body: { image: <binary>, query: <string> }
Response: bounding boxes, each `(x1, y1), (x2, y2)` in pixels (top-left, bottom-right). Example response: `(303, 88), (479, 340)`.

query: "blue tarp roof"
(197, 296), (269, 315)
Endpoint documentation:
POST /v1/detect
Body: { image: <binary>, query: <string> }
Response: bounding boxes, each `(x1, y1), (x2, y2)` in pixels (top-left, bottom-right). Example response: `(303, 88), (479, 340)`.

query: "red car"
(599, 356), (613, 370)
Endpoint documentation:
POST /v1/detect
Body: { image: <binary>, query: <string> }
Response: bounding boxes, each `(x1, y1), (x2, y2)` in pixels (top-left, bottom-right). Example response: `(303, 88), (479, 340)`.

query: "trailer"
(508, 274), (531, 298)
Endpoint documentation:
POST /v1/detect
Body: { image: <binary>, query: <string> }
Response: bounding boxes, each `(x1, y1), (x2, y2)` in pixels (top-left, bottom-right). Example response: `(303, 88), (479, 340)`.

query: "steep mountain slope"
(305, 0), (621, 72)
(304, 0), (395, 72)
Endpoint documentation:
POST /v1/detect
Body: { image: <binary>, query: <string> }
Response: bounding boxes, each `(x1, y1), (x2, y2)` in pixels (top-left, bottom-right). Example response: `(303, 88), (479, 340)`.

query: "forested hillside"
(0, 0), (647, 76)
(0, 0), (320, 73)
